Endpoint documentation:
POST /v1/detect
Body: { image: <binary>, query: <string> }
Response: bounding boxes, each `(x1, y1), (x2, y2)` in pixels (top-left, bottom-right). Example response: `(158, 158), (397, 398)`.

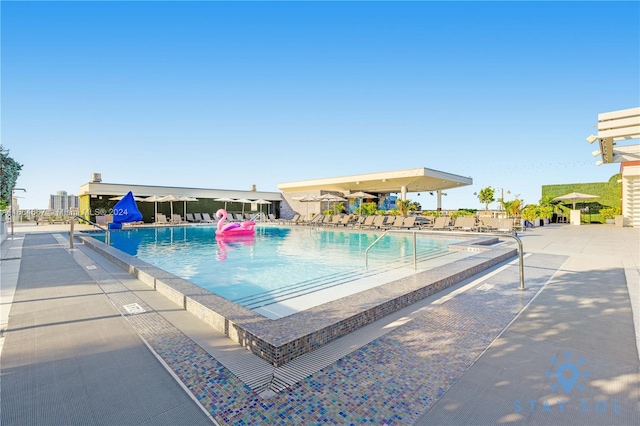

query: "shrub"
(521, 204), (539, 222)
(599, 207), (621, 220)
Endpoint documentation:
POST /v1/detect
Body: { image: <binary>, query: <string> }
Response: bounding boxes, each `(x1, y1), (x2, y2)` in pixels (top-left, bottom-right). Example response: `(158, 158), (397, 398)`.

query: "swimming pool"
(82, 225), (517, 366)
(101, 225), (463, 316)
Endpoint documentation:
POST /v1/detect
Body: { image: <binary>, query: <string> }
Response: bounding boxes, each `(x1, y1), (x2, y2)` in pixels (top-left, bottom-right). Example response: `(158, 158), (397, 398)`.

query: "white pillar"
(400, 186), (407, 201)
(437, 190), (443, 211)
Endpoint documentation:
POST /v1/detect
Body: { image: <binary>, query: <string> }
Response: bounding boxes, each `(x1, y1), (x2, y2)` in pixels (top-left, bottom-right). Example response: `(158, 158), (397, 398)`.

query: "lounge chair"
(328, 215), (343, 226)
(156, 213), (169, 225)
(285, 214), (301, 225)
(371, 215), (387, 229)
(201, 213), (215, 223)
(461, 216), (477, 231)
(234, 213), (245, 222)
(193, 213), (204, 223)
(306, 214), (323, 226)
(451, 216), (467, 230)
(268, 213), (278, 223)
(431, 216), (451, 230)
(336, 214), (352, 226)
(479, 217), (499, 232)
(388, 216), (405, 229)
(352, 216), (366, 228)
(185, 213), (196, 223)
(320, 215), (334, 226)
(357, 215), (376, 229)
(171, 214), (183, 224)
(497, 218), (514, 234)
(400, 216), (417, 229)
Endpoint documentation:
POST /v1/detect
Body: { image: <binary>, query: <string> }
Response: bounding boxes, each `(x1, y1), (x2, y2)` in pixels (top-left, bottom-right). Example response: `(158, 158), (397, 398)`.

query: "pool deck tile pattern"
(1, 223), (639, 425)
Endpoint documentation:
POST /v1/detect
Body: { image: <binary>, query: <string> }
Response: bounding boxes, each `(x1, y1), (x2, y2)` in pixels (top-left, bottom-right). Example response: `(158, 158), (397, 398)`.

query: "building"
(278, 167), (472, 220)
(49, 190), (79, 213)
(587, 107), (640, 227)
(76, 168), (473, 223)
(77, 173), (282, 222)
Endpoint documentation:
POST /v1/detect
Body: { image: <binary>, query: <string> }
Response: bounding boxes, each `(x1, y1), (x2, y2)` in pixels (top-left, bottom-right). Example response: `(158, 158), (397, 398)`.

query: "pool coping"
(80, 232), (516, 366)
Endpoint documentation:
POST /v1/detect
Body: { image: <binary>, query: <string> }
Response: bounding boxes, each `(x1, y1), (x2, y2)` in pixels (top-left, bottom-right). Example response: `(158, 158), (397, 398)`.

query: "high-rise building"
(49, 190), (79, 212)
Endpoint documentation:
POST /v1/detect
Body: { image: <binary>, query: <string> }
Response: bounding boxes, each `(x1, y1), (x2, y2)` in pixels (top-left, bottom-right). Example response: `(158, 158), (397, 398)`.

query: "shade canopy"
(553, 192), (600, 209)
(279, 167), (473, 195)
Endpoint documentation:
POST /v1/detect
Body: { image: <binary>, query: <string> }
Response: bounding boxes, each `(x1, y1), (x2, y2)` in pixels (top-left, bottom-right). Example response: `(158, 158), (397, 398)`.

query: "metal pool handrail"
(70, 215), (109, 248)
(364, 229), (525, 290)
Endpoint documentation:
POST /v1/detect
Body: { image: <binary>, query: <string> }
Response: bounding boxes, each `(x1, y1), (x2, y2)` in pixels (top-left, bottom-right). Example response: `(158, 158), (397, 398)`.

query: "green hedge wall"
(542, 174), (622, 213)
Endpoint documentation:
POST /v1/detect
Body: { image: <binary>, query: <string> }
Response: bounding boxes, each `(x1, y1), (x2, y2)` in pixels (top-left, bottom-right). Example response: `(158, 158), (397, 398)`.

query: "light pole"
(10, 187), (26, 236)
(500, 188), (511, 213)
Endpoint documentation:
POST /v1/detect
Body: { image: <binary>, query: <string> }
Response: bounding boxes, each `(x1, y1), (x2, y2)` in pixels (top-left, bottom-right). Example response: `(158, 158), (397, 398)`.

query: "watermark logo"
(513, 352), (621, 415)
(546, 352), (590, 394)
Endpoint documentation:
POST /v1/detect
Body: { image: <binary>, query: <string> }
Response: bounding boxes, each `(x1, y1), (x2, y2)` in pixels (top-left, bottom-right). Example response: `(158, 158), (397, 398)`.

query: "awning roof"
(590, 107), (640, 164)
(278, 167), (472, 194)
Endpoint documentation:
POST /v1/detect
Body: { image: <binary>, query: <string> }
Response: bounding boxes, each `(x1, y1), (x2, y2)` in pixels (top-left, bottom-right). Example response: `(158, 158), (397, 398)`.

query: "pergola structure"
(278, 167), (472, 216)
(587, 107), (640, 227)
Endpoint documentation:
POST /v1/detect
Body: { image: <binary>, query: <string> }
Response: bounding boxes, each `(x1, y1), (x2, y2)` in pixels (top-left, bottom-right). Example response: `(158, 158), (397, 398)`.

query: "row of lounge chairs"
(280, 213), (519, 234)
(184, 212), (258, 224)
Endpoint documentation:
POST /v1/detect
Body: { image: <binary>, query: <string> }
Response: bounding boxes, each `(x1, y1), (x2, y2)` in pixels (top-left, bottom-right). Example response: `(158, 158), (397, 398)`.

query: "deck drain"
(123, 303), (146, 314)
(85, 265), (97, 270)
(477, 283), (495, 291)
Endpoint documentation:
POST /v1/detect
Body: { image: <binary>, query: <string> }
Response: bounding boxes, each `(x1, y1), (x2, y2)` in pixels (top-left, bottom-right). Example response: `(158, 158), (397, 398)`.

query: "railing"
(250, 212), (267, 222)
(70, 215), (109, 248)
(364, 229), (525, 290)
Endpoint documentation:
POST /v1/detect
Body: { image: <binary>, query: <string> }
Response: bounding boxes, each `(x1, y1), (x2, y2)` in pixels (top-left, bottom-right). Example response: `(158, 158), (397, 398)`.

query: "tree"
(0, 145), (23, 206)
(503, 198), (522, 218)
(397, 199), (418, 215)
(477, 187), (495, 212)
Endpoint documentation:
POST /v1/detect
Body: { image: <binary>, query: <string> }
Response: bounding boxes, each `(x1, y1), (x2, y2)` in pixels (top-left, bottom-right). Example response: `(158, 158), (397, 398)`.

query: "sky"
(2, 1), (639, 211)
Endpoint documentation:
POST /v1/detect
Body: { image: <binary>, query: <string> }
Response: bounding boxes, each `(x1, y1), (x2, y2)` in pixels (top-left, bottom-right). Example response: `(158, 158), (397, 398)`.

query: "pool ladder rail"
(365, 229), (525, 291)
(69, 215), (110, 248)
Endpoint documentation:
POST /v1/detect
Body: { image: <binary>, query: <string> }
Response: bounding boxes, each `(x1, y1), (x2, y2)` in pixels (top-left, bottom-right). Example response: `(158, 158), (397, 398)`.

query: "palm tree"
(477, 187), (495, 212)
(397, 199), (415, 215)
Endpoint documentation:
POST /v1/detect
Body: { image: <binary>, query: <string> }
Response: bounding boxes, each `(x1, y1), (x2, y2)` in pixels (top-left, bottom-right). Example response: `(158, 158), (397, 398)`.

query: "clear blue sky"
(3, 1), (639, 210)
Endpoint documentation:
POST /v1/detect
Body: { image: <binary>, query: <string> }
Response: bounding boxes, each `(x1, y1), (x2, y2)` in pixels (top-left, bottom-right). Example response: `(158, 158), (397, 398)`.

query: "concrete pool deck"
(1, 222), (638, 425)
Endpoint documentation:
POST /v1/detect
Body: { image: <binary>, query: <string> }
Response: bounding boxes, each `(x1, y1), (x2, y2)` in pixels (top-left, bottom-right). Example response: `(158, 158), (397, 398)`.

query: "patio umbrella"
(142, 195), (165, 221)
(553, 192), (600, 210)
(109, 195), (146, 202)
(318, 194), (347, 214)
(214, 197), (236, 211)
(254, 199), (272, 217)
(157, 194), (180, 219)
(177, 196), (198, 216)
(293, 194), (319, 219)
(235, 198), (253, 215)
(345, 191), (378, 213)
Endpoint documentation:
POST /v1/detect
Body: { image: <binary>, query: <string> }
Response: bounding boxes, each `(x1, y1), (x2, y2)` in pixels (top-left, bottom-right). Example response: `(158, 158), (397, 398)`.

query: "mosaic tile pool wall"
(81, 234), (516, 366)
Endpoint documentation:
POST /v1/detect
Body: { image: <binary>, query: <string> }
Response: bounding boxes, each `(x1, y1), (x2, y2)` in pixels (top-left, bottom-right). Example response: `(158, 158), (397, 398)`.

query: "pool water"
(100, 226), (458, 306)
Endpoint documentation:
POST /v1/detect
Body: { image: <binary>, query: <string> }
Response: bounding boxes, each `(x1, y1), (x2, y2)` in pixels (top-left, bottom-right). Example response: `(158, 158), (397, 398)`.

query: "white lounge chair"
(201, 213), (215, 223)
(431, 216), (451, 230)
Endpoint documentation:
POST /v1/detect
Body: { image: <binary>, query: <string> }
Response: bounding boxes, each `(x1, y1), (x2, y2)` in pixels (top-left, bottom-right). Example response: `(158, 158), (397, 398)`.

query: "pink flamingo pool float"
(215, 209), (255, 237)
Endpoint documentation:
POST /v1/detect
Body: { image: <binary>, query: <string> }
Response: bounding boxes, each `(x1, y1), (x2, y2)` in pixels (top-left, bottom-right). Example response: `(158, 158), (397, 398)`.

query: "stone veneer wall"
(81, 234), (517, 366)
